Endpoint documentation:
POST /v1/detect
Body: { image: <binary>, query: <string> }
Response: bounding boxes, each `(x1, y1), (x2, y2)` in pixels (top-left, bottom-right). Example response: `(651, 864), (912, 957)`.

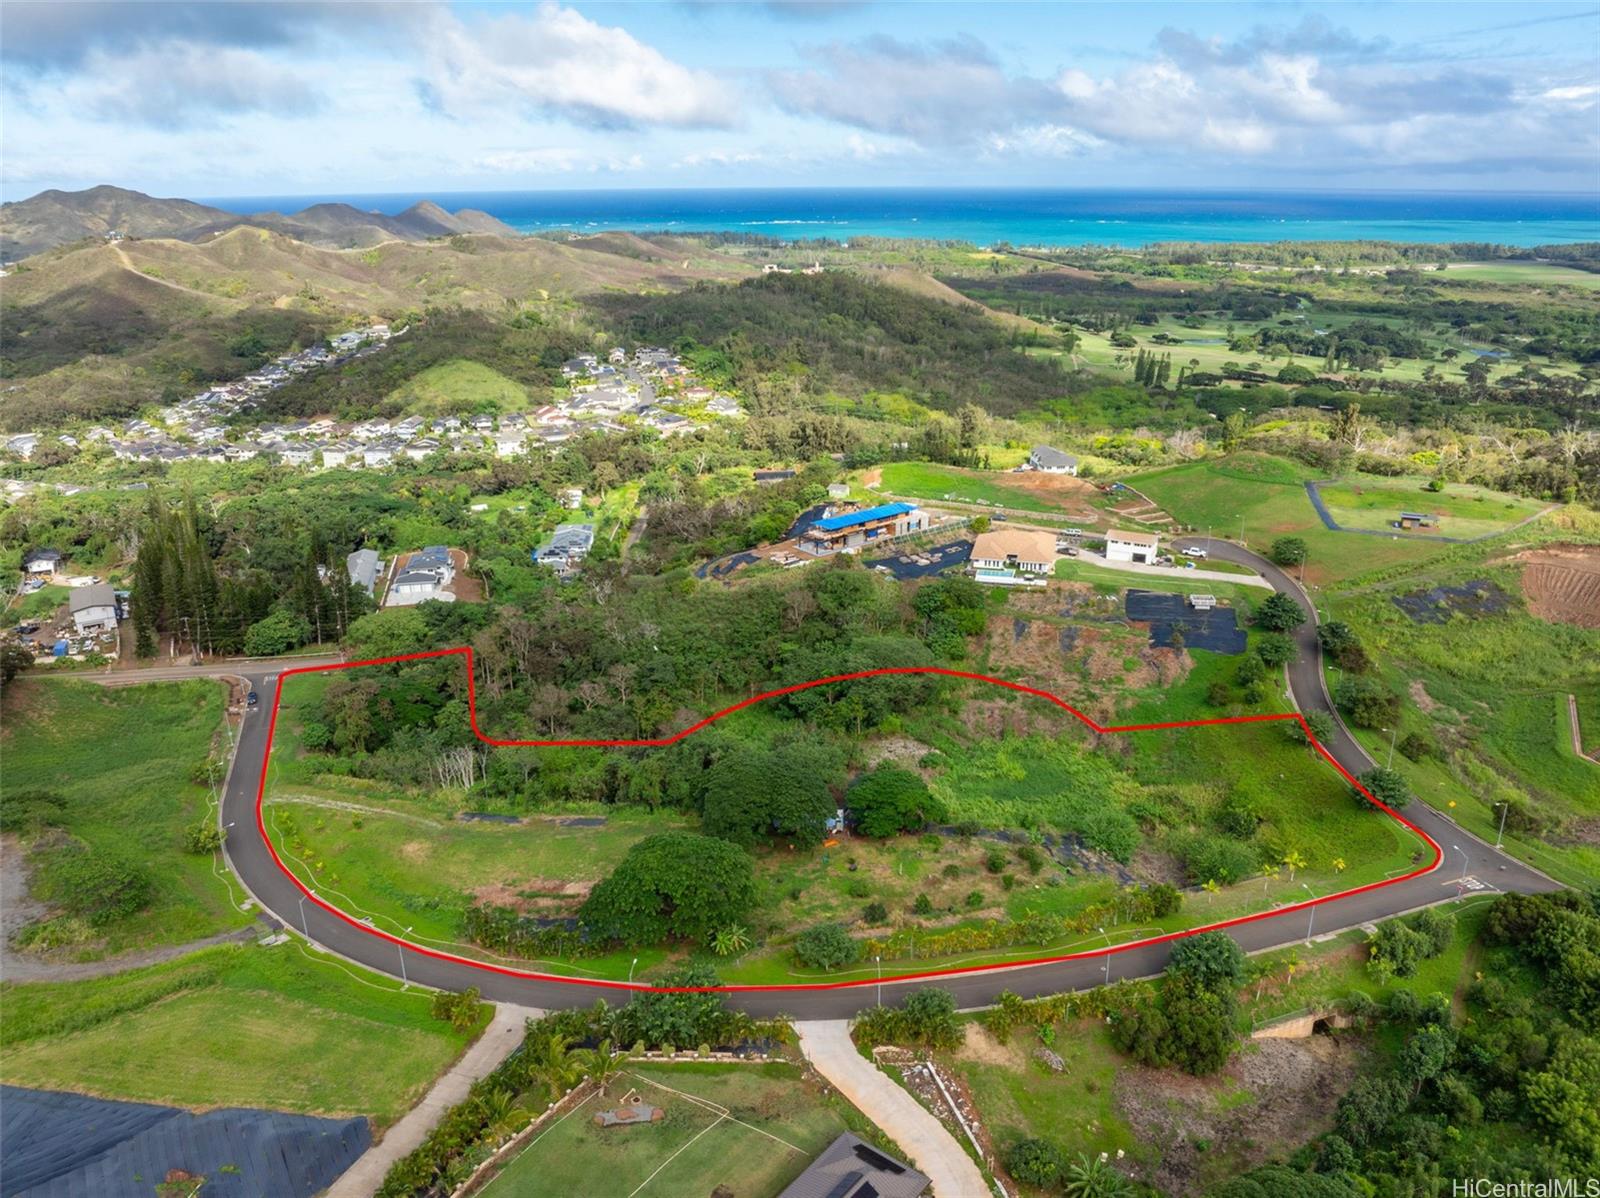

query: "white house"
(24, 548), (63, 576)
(1029, 446), (1079, 475)
(69, 583), (119, 633)
(1105, 529), (1160, 564)
(346, 549), (381, 595)
(970, 528), (1057, 575)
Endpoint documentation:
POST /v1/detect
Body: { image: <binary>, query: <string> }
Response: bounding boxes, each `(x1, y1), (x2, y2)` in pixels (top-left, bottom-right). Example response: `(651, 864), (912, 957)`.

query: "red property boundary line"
(256, 646), (1442, 993)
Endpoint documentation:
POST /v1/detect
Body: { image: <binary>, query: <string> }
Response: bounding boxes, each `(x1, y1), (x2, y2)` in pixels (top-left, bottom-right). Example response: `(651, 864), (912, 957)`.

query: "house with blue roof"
(799, 502), (927, 555)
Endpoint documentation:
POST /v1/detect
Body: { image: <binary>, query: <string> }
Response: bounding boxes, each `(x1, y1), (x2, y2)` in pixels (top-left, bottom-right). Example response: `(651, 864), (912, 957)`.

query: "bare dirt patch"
(1408, 680), (1439, 714)
(957, 1021), (1024, 1068)
(399, 840), (431, 863)
(861, 735), (935, 772)
(1116, 1034), (1371, 1196)
(1516, 544), (1600, 628)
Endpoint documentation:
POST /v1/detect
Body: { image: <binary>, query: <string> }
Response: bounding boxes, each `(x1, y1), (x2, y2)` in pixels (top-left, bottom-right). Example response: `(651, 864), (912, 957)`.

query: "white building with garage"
(1105, 529), (1160, 564)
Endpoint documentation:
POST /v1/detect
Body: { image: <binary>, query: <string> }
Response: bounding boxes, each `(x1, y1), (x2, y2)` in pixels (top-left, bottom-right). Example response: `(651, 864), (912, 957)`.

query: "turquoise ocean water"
(204, 188), (1599, 248)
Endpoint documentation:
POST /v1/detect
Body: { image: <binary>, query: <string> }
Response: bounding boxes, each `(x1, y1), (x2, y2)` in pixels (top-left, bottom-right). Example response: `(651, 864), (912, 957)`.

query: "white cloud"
(60, 44), (322, 130)
(417, 3), (736, 130)
(474, 147), (645, 174)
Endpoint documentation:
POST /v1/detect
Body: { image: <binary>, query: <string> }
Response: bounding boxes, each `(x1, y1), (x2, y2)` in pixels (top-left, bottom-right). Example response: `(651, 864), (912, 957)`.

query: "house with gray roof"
(775, 1133), (929, 1198)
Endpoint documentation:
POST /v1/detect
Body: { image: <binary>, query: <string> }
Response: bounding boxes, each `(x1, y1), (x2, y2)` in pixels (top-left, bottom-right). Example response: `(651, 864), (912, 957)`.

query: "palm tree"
(1282, 851), (1306, 883)
(1262, 862), (1280, 892)
(710, 925), (751, 957)
(576, 1038), (628, 1098)
(482, 1088), (530, 1144)
(527, 1033), (582, 1103)
(1062, 1152), (1132, 1198)
(1202, 878), (1221, 904)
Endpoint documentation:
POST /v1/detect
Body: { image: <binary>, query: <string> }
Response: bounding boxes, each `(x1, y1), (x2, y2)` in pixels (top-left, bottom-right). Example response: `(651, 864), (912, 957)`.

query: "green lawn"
(1, 678), (252, 956)
(1131, 454), (1458, 584)
(1, 584), (70, 628)
(1326, 558), (1600, 888)
(480, 1061), (871, 1198)
(1050, 557), (1268, 604)
(1439, 261), (1600, 290)
(0, 942), (482, 1125)
(1314, 478), (1545, 540)
(386, 358), (530, 415)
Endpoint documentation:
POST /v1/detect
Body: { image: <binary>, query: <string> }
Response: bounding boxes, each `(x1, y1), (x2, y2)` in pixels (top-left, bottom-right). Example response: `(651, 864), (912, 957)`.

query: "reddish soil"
(1515, 544), (1600, 628)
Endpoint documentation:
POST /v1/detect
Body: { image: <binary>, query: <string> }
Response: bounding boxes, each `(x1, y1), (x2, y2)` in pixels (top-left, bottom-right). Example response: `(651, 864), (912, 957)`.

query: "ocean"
(200, 188), (1600, 249)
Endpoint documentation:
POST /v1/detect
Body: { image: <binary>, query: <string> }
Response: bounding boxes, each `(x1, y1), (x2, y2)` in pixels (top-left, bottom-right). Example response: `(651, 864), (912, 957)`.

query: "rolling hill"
(0, 185), (521, 262)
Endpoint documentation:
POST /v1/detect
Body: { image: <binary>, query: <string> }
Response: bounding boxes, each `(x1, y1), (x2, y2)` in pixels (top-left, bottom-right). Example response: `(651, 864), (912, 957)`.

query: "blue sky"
(2, 1), (1597, 199)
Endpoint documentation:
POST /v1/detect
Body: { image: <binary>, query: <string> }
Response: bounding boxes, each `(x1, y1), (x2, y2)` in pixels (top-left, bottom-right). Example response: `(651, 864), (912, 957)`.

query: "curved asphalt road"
(93, 547), (1560, 1017)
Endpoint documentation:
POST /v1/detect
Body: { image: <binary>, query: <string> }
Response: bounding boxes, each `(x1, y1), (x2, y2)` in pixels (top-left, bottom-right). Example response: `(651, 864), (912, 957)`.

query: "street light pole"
(1099, 926), (1112, 984)
(1383, 725), (1398, 769)
(1303, 883), (1315, 944)
(297, 893), (310, 939)
(1454, 844), (1468, 885)
(1495, 802), (1508, 849)
(628, 957), (639, 984)
(876, 955), (883, 1008)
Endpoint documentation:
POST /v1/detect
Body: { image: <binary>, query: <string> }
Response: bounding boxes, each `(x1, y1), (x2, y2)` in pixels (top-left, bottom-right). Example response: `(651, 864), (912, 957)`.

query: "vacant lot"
(1314, 478), (1545, 540)
(877, 461), (1104, 518)
(386, 358), (530, 414)
(480, 1061), (865, 1198)
(1131, 454), (1457, 583)
(1, 679), (250, 956)
(0, 942), (480, 1126)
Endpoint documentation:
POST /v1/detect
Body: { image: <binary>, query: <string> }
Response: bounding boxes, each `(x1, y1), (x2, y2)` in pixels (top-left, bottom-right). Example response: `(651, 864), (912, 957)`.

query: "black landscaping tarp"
(0, 1086), (369, 1198)
(1124, 589), (1247, 654)
(871, 539), (972, 580)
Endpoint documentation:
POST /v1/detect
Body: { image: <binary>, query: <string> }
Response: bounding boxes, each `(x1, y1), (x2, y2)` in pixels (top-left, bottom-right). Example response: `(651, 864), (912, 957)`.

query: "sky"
(2, 0), (1598, 200)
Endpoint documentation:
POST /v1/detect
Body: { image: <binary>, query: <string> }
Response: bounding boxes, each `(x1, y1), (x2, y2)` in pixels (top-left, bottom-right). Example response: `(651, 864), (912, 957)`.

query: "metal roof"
(809, 503), (915, 533)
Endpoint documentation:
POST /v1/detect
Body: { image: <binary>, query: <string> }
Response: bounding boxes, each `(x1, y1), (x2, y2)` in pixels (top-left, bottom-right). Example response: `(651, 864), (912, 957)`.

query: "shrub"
(1017, 843), (1046, 875)
(1168, 931), (1246, 990)
(1287, 711), (1336, 746)
(32, 846), (152, 926)
(795, 923), (862, 970)
(1398, 731), (1436, 762)
(1354, 766), (1411, 811)
(985, 847), (1007, 874)
(862, 901), (888, 924)
(1411, 906), (1455, 957)
(182, 821), (224, 854)
(848, 766), (946, 837)
(1255, 592), (1307, 631)
(1005, 1138), (1065, 1187)
(1255, 633), (1297, 668)
(1146, 883), (1182, 918)
(0, 789), (65, 834)
(846, 878), (871, 899)
(1368, 919), (1426, 979)
(1206, 681), (1233, 707)
(912, 892), (934, 916)
(966, 890), (985, 909)
(1270, 536), (1309, 565)
(430, 987), (483, 1032)
(242, 609), (312, 657)
(1181, 835), (1257, 885)
(1334, 677), (1399, 729)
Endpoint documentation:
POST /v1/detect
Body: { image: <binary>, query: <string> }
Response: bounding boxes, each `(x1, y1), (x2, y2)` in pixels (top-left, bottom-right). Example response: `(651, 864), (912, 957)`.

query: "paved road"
(796, 1021), (986, 1198)
(71, 565), (1560, 1017)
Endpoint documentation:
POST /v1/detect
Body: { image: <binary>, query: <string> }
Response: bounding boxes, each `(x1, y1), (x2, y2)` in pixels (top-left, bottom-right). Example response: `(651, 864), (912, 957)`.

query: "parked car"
(246, 691), (259, 708)
(1181, 545), (1208, 558)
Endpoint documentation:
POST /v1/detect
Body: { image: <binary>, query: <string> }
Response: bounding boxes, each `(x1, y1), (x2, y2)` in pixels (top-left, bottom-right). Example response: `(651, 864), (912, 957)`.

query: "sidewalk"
(326, 1002), (542, 1198)
(796, 1021), (989, 1198)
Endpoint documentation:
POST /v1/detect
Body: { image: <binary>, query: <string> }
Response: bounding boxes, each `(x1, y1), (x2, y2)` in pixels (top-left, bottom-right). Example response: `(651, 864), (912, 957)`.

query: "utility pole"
(1494, 802), (1508, 849)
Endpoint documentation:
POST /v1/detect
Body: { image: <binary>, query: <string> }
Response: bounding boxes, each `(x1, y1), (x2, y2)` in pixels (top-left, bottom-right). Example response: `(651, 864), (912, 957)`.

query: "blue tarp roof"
(809, 503), (914, 533)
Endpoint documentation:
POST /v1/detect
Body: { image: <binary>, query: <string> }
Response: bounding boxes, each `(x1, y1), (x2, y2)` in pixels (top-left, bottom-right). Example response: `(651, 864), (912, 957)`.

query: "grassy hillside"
(385, 358), (530, 415)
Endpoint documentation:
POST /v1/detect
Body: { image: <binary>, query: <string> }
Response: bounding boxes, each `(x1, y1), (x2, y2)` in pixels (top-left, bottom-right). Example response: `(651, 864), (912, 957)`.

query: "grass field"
(1, 584), (70, 628)
(1325, 559), (1600, 888)
(1314, 478), (1545, 540)
(386, 358), (530, 415)
(1130, 454), (1456, 584)
(480, 1061), (870, 1198)
(0, 678), (252, 956)
(0, 941), (481, 1125)
(1439, 261), (1600, 289)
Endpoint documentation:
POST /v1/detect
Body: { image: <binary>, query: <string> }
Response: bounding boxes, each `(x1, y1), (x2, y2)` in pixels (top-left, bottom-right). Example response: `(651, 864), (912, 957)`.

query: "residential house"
(24, 548), (64, 575)
(970, 528), (1055, 585)
(362, 443), (397, 469)
(1028, 446), (1079, 475)
(774, 1133), (928, 1198)
(69, 583), (119, 634)
(799, 503), (927, 555)
(346, 549), (381, 595)
(277, 443), (316, 468)
(533, 524), (594, 578)
(493, 429), (528, 458)
(1105, 528), (1160, 564)
(403, 438), (441, 461)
